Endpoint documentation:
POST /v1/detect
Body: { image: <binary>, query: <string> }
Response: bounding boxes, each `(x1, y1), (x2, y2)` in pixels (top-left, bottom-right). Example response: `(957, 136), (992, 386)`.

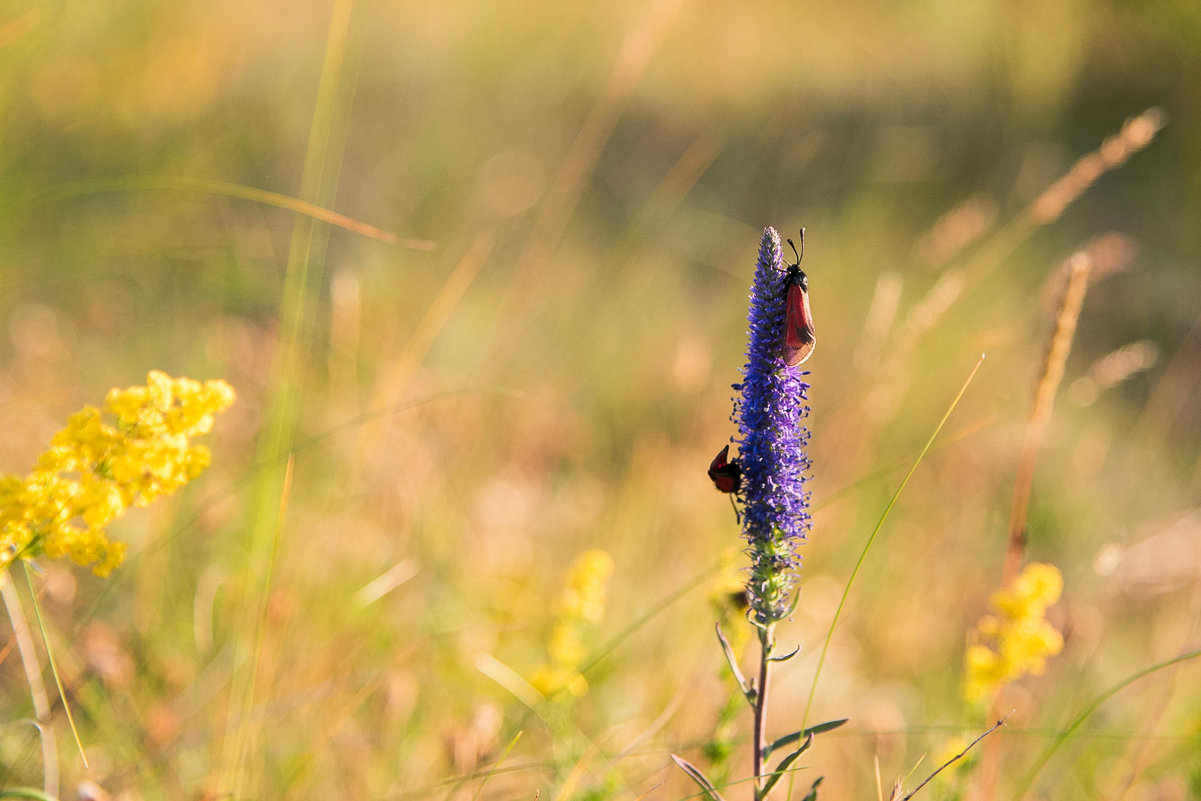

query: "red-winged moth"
(707, 444), (742, 494)
(782, 231), (816, 366)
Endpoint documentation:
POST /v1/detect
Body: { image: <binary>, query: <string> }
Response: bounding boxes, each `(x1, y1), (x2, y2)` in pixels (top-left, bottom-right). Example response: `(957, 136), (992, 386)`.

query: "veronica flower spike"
(734, 226), (814, 628)
(676, 229), (836, 800)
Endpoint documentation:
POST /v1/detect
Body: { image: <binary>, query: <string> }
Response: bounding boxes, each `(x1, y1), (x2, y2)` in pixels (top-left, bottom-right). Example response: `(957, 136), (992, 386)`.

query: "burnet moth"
(782, 231), (816, 366)
(707, 444), (742, 494)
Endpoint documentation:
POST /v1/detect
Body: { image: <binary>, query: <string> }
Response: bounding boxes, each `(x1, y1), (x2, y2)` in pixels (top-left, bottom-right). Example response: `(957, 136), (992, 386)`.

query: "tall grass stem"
(0, 573), (58, 796)
(803, 355), (985, 727)
(225, 0), (356, 793)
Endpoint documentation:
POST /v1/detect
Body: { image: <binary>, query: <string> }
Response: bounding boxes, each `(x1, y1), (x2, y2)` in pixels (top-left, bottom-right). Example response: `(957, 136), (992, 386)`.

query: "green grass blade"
(579, 556), (728, 677)
(1011, 647), (1201, 800)
(470, 730), (523, 801)
(226, 0), (356, 793)
(803, 355), (986, 727)
(23, 563), (87, 768)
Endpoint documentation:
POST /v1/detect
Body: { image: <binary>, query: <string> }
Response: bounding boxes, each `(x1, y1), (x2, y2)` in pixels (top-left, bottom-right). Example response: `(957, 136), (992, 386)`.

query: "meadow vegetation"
(2, 1), (1200, 799)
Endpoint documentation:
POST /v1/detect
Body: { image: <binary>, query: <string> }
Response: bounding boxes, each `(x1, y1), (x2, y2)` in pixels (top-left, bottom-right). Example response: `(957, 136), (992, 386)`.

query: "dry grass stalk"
(1069, 340), (1159, 406)
(1004, 252), (1092, 584)
(1027, 108), (1167, 225)
(913, 193), (999, 265)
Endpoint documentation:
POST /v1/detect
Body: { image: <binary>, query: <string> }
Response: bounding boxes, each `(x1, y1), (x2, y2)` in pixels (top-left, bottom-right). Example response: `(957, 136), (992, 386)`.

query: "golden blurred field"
(3, 0), (1201, 798)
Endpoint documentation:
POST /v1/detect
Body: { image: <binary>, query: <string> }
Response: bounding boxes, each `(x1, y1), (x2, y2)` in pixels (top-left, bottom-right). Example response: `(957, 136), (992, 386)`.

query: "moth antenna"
(787, 229), (805, 265)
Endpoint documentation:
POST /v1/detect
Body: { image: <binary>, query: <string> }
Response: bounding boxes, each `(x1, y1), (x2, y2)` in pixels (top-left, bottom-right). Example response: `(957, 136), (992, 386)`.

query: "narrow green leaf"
(807, 718), (849, 735)
(765, 730), (810, 761)
(766, 718), (848, 757)
(766, 644), (800, 663)
(760, 736), (812, 797)
(715, 622), (753, 700)
(670, 754), (729, 801)
(801, 776), (824, 801)
(0, 788), (60, 801)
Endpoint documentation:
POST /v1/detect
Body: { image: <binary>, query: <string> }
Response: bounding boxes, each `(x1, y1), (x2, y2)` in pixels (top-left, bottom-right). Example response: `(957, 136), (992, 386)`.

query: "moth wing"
(784, 285), (816, 366)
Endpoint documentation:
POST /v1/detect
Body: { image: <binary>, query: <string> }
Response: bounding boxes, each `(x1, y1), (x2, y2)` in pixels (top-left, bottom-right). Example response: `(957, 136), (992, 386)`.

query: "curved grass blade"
(470, 730), (522, 801)
(803, 354), (986, 727)
(1012, 647), (1201, 801)
(23, 564), (87, 768)
(29, 175), (437, 250)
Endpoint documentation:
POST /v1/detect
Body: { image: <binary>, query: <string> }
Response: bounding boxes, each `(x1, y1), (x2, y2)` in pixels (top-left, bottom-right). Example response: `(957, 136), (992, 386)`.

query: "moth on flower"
(707, 444), (742, 494)
(733, 227), (813, 626)
(782, 231), (816, 367)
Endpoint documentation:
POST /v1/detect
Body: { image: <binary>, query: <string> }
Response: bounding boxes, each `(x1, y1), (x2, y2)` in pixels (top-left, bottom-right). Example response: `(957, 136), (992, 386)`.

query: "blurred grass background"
(2, 0), (1200, 798)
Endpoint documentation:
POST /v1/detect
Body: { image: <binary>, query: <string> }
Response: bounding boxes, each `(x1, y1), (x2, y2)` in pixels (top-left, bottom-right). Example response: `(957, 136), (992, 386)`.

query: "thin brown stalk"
(1026, 109), (1167, 226)
(902, 716), (1009, 801)
(912, 193), (998, 265)
(1132, 304), (1201, 459)
(38, 176), (437, 250)
(512, 0), (682, 293)
(1069, 340), (1159, 407)
(980, 253), (1091, 801)
(373, 230), (494, 405)
(855, 111), (1162, 446)
(964, 108), (1166, 285)
(1003, 252), (1092, 584)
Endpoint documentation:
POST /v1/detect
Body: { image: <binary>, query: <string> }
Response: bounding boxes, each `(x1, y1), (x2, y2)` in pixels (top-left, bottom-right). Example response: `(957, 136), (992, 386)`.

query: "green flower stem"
(753, 624), (774, 800)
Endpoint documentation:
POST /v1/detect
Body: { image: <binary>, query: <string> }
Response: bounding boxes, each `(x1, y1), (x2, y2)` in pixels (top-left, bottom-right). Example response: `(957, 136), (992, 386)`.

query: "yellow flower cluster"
(531, 549), (615, 698)
(964, 562), (1065, 704)
(1, 371), (235, 577)
(709, 548), (750, 654)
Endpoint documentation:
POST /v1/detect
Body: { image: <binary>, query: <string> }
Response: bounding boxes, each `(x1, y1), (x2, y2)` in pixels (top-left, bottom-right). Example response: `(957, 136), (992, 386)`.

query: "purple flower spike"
(733, 227), (813, 626)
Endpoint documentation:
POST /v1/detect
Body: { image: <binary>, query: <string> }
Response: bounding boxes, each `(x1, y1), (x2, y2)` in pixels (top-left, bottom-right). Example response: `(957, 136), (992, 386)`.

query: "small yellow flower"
(530, 549), (615, 698)
(530, 664), (589, 698)
(547, 624), (586, 666)
(0, 372), (235, 576)
(964, 562), (1065, 705)
(934, 736), (976, 774)
(556, 548), (614, 621)
(709, 548), (751, 658)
